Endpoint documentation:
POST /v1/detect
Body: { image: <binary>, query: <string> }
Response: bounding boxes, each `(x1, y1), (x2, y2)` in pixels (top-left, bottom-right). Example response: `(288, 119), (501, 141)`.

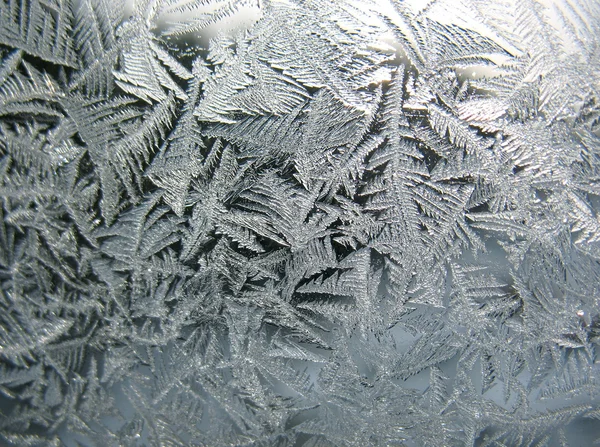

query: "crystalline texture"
(0, 0), (599, 445)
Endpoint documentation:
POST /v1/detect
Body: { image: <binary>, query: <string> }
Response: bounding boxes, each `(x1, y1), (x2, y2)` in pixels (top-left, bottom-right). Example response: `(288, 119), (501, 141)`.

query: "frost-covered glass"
(0, 0), (599, 445)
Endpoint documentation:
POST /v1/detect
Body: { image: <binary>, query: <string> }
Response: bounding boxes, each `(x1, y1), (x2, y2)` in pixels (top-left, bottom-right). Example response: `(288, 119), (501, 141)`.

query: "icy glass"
(0, 0), (599, 445)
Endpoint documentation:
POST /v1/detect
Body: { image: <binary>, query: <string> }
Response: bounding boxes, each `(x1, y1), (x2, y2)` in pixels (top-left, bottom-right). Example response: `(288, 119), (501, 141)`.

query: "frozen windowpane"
(0, 0), (599, 445)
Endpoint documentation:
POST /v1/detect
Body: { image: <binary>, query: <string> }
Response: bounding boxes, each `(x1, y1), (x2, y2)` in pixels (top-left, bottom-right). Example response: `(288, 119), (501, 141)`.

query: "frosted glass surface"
(0, 0), (599, 445)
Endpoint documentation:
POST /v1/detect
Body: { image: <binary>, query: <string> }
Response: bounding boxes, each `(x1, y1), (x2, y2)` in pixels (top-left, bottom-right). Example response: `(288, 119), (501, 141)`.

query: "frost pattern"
(1, 0), (600, 445)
